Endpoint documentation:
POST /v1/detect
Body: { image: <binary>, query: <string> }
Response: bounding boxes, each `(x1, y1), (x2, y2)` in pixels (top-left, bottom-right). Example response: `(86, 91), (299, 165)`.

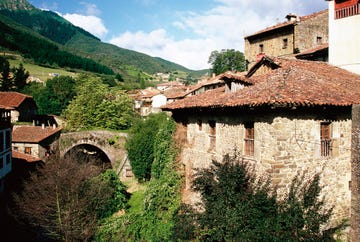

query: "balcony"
(335, 3), (360, 19)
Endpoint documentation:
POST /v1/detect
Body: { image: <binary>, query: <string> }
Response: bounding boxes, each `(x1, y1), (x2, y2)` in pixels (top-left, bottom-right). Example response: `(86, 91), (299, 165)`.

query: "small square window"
(25, 147), (32, 155)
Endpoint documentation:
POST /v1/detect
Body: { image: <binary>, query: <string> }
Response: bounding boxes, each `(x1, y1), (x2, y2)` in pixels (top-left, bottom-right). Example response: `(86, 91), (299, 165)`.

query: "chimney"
(285, 13), (298, 22)
(42, 123), (45, 129)
(53, 124), (56, 129)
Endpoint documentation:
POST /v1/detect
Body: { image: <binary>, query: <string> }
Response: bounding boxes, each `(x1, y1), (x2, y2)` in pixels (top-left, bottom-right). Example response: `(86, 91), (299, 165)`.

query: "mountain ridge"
(0, 0), (208, 80)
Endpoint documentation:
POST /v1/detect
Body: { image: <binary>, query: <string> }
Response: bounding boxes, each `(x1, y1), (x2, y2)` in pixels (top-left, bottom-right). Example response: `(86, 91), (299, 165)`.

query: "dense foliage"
(0, 56), (29, 91)
(125, 113), (173, 181)
(96, 115), (181, 241)
(176, 153), (343, 241)
(62, 75), (135, 131)
(34, 75), (76, 115)
(12, 158), (129, 241)
(208, 49), (246, 75)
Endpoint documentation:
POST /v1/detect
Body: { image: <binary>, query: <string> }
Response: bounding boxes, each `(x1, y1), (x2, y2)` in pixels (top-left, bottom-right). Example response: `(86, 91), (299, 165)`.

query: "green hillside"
(0, 0), (208, 81)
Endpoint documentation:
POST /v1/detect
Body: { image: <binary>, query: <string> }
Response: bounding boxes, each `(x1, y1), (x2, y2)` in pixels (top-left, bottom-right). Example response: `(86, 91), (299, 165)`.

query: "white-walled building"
(328, 0), (360, 74)
(0, 107), (12, 193)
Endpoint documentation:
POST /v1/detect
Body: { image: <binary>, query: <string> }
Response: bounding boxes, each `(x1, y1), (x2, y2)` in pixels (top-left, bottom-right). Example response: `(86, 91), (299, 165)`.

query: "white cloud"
(109, 1), (327, 70)
(63, 13), (108, 39)
(80, 2), (101, 16)
(109, 29), (217, 70)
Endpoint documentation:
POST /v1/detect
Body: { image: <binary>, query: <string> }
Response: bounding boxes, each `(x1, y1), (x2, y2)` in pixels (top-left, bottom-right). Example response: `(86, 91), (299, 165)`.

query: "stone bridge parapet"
(59, 130), (127, 169)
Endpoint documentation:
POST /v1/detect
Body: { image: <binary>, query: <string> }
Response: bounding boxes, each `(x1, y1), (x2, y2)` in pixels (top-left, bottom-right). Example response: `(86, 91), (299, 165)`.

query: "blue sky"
(28, 0), (329, 70)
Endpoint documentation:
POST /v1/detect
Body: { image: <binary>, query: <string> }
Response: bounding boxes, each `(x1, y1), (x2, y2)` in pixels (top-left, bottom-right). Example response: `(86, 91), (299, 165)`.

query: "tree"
(0, 56), (13, 91)
(178, 153), (342, 241)
(37, 75), (76, 115)
(12, 158), (129, 241)
(12, 63), (29, 92)
(125, 113), (170, 181)
(208, 49), (246, 75)
(62, 75), (134, 131)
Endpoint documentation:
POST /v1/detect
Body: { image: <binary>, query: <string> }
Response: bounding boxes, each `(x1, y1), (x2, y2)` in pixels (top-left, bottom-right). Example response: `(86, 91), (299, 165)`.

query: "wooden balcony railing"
(335, 3), (360, 19)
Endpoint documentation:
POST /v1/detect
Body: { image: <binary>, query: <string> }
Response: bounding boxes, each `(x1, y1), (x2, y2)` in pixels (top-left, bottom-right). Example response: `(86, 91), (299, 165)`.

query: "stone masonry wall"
(181, 110), (352, 226)
(295, 10), (328, 53)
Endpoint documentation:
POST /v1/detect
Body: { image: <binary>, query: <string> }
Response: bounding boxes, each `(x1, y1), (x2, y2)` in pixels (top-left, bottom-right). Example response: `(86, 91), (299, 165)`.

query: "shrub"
(178, 153), (343, 241)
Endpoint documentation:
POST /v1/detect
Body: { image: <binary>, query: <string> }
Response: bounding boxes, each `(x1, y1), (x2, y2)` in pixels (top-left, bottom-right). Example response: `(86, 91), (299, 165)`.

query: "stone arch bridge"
(59, 130), (131, 176)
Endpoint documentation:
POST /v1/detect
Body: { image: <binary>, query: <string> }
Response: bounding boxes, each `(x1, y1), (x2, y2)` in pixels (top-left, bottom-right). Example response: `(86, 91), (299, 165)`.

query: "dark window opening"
(197, 120), (202, 131)
(209, 120), (216, 150)
(317, 36), (323, 44)
(259, 44), (264, 53)
(282, 38), (288, 49)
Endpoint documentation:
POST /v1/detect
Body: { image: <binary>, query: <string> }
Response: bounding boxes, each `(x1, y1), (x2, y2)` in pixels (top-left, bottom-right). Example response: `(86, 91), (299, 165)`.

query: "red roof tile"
(12, 125), (62, 143)
(245, 9), (328, 39)
(296, 43), (328, 57)
(0, 92), (34, 109)
(163, 57), (360, 110)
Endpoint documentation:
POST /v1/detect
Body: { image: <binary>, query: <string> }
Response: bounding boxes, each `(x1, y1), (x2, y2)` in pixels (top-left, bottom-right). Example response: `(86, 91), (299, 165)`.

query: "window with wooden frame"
(25, 147), (32, 155)
(244, 123), (254, 156)
(320, 122), (332, 157)
(209, 120), (216, 150)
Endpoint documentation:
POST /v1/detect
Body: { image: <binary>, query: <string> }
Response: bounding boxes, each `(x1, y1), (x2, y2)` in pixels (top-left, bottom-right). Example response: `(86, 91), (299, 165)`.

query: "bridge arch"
(63, 143), (112, 169)
(59, 131), (127, 169)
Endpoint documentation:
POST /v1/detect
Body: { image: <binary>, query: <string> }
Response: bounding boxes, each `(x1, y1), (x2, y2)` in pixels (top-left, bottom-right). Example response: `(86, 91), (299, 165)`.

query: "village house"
(12, 125), (62, 163)
(0, 106), (12, 193)
(244, 9), (328, 68)
(163, 56), (360, 237)
(0, 92), (37, 123)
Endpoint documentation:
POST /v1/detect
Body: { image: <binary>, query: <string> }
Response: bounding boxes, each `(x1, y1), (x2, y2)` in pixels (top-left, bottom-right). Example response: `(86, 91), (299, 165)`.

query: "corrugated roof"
(163, 57), (360, 110)
(12, 125), (62, 143)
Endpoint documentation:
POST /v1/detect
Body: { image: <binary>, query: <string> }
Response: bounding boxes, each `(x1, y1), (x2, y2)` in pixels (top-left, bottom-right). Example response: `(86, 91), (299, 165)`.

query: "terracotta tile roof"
(0, 92), (34, 109)
(163, 57), (360, 111)
(12, 150), (42, 163)
(245, 9), (328, 39)
(157, 81), (184, 88)
(12, 125), (62, 143)
(296, 43), (328, 57)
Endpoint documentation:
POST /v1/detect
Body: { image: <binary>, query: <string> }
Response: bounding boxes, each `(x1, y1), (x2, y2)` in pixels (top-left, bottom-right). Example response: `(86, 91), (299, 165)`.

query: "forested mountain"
(0, 0), (204, 79)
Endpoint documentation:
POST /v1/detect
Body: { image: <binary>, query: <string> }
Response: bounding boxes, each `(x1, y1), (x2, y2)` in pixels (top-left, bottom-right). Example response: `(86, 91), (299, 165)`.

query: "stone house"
(12, 125), (62, 162)
(163, 56), (360, 234)
(0, 92), (37, 123)
(244, 9), (328, 68)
